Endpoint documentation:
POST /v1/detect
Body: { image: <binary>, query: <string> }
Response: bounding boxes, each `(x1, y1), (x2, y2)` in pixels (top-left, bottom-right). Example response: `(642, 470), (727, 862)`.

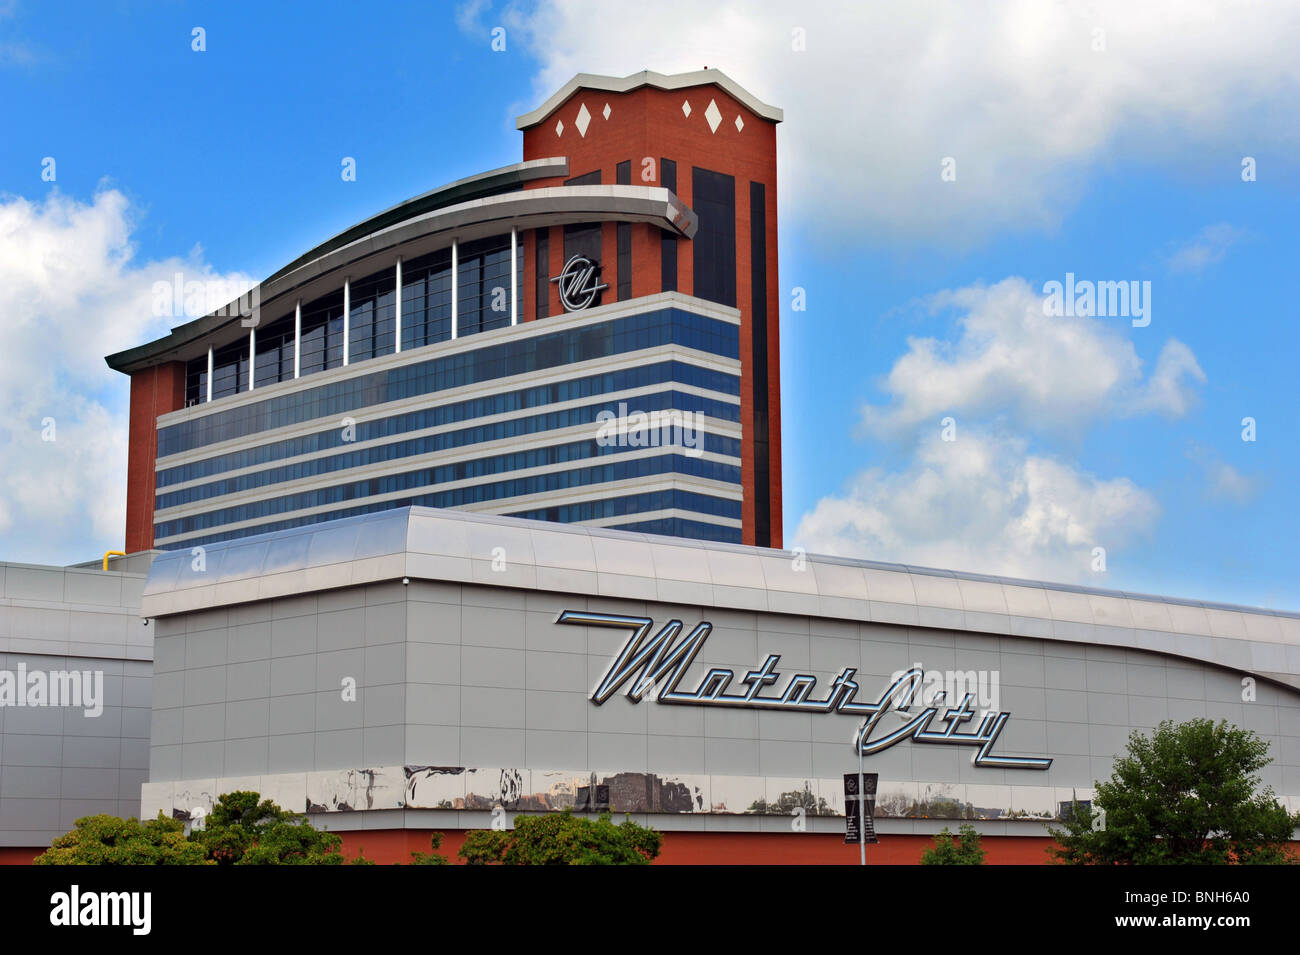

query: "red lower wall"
(0, 832), (1055, 865)
(11, 832), (1296, 865)
(332, 829), (1062, 865)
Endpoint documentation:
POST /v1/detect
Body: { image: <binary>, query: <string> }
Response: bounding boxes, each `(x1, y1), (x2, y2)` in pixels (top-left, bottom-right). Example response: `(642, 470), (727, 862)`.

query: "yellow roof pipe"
(102, 550), (126, 571)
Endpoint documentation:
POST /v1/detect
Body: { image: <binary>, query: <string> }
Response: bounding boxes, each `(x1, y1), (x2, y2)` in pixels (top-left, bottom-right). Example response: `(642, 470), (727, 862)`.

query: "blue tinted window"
(299, 290), (344, 377)
(155, 390), (741, 510)
(508, 489), (740, 523)
(157, 309), (740, 457)
(156, 361), (739, 488)
(349, 268), (396, 363)
(154, 453), (739, 541)
(401, 248), (452, 350)
(611, 517), (742, 544)
(158, 488), (741, 551)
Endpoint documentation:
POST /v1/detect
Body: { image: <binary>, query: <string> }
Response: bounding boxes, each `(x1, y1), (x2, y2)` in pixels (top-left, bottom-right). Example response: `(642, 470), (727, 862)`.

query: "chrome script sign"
(558, 610), (1052, 770)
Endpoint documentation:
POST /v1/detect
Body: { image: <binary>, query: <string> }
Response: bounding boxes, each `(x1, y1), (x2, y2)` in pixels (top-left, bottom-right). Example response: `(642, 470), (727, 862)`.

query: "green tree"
(35, 814), (211, 866)
(408, 832), (450, 865)
(1050, 719), (1299, 865)
(191, 791), (354, 865)
(459, 810), (661, 865)
(920, 824), (985, 865)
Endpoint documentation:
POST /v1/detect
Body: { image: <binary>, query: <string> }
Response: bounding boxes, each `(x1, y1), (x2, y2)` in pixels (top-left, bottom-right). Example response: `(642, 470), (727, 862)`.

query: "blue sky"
(0, 1), (1296, 610)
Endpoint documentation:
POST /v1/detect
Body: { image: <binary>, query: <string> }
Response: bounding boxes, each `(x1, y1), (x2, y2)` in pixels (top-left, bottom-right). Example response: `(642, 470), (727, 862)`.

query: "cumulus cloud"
(859, 277), (1205, 437)
(795, 431), (1159, 583)
(497, 0), (1300, 243)
(802, 275), (1202, 580)
(1165, 222), (1246, 273)
(1133, 338), (1207, 417)
(0, 188), (251, 564)
(1187, 443), (1260, 504)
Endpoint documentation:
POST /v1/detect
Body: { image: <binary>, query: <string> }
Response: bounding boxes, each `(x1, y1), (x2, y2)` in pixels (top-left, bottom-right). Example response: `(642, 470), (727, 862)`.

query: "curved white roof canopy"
(140, 506), (1300, 693)
(107, 165), (697, 373)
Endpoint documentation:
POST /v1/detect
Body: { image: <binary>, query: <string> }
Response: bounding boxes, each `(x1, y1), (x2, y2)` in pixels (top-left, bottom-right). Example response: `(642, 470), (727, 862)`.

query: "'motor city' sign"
(558, 610), (1052, 770)
(551, 254), (608, 311)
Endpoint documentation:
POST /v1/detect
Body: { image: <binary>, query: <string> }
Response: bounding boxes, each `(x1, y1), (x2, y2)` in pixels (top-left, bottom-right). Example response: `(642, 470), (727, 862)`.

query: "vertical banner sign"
(861, 773), (878, 844)
(844, 773), (879, 845)
(844, 773), (861, 844)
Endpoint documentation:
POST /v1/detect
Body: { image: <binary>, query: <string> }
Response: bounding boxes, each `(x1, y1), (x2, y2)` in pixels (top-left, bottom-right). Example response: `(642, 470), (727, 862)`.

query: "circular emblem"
(551, 254), (609, 311)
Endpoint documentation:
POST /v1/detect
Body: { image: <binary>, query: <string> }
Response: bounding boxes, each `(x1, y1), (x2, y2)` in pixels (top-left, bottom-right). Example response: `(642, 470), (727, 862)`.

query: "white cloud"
(803, 275), (1200, 580)
(1187, 444), (1260, 504)
(0, 188), (251, 564)
(859, 277), (1205, 437)
(1206, 461), (1257, 503)
(502, 0), (1300, 243)
(456, 0), (493, 34)
(1133, 338), (1206, 417)
(794, 431), (1159, 583)
(1165, 222), (1246, 273)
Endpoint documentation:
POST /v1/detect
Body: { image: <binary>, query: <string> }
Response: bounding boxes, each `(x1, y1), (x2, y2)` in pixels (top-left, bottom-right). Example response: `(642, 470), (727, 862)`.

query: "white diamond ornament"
(704, 99), (722, 133)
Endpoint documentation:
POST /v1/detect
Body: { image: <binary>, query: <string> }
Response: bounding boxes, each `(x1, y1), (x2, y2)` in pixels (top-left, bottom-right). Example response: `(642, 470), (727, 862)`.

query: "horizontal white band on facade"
(154, 291), (741, 431)
(449, 474), (742, 517)
(140, 766), (1112, 832)
(155, 379), (743, 496)
(151, 415), (743, 524)
(155, 346), (741, 472)
(153, 472), (742, 549)
(578, 507), (742, 531)
(152, 459), (743, 548)
(154, 344), (742, 471)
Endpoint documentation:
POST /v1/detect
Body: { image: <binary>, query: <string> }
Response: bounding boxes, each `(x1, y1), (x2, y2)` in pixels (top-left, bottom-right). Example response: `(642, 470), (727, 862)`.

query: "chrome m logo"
(551, 254), (608, 311)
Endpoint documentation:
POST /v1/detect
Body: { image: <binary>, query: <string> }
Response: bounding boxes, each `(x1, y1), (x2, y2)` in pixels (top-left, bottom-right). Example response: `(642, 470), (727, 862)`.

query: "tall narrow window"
(661, 158), (678, 292)
(349, 268), (396, 362)
(562, 223), (604, 311)
(691, 166), (736, 307)
(401, 248), (452, 349)
(299, 290), (344, 376)
(535, 230), (550, 319)
(254, 313), (296, 388)
(184, 355), (208, 406)
(210, 338), (249, 398)
(456, 235), (514, 337)
(616, 159), (631, 300)
(750, 180), (771, 547)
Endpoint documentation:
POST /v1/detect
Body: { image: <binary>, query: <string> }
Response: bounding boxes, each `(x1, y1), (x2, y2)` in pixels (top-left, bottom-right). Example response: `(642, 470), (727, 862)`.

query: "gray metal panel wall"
(0, 560), (154, 847)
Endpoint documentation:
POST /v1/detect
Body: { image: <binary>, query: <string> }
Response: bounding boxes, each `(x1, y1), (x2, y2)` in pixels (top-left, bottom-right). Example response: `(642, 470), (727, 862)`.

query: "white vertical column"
(342, 278), (351, 365)
(450, 240), (458, 340)
(394, 257), (403, 353)
(248, 326), (256, 390)
(510, 227), (518, 326)
(293, 300), (301, 379)
(206, 346), (213, 402)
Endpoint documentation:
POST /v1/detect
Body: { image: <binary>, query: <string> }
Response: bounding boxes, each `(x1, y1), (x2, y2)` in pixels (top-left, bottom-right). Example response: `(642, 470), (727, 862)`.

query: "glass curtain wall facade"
(155, 304), (743, 550)
(182, 235), (525, 401)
